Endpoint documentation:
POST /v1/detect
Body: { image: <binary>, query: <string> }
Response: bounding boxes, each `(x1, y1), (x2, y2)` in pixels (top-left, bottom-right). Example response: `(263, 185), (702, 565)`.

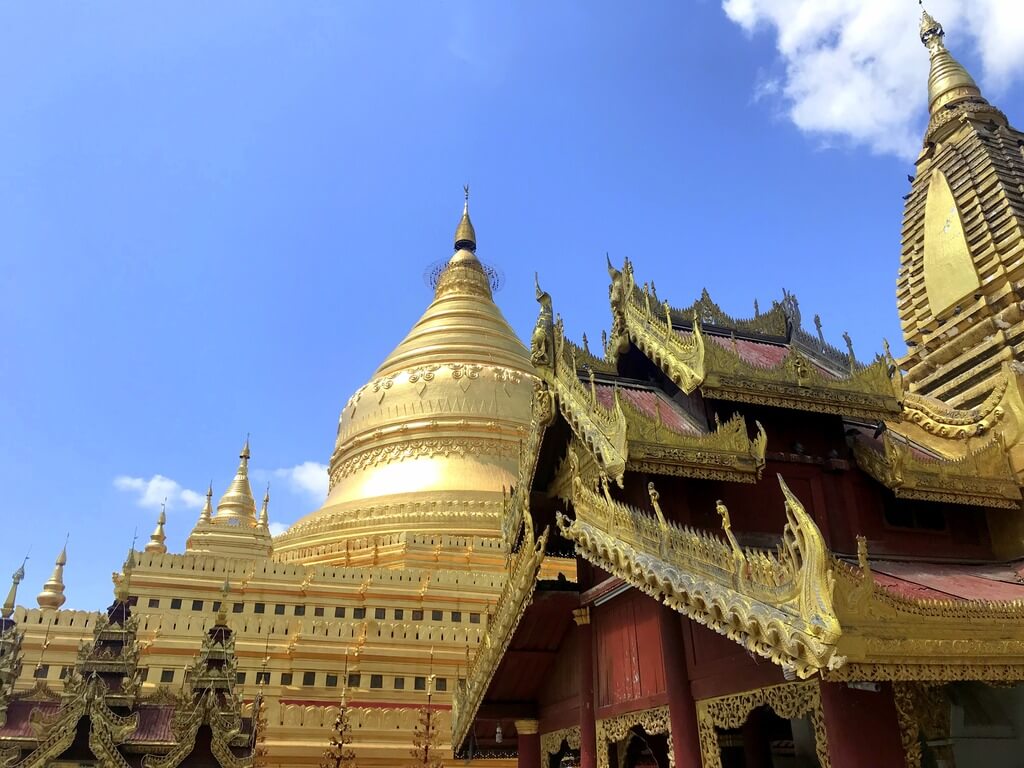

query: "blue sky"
(3, 2), (1023, 609)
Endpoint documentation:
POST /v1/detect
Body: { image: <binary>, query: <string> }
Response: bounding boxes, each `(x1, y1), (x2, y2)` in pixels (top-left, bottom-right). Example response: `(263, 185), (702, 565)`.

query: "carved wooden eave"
(607, 258), (903, 420)
(545, 329), (629, 486)
(851, 430), (1021, 508)
(901, 370), (1010, 439)
(451, 523), (551, 750)
(12, 677), (140, 768)
(141, 691), (252, 768)
(826, 555), (1024, 683)
(557, 471), (843, 679)
(697, 337), (904, 420)
(622, 399), (767, 483)
(502, 381), (556, 548)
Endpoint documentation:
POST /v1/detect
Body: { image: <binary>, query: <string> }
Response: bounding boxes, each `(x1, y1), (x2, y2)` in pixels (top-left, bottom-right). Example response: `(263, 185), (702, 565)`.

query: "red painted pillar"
(574, 607), (598, 768)
(516, 719), (541, 768)
(819, 681), (906, 768)
(741, 708), (773, 768)
(658, 606), (702, 768)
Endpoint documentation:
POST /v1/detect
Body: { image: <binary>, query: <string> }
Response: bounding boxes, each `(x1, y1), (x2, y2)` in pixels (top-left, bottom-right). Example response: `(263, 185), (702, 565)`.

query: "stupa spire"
(257, 485), (270, 533)
(919, 8), (984, 115)
(199, 482), (213, 523)
(37, 541), (68, 611)
(145, 503), (168, 554)
(216, 437), (257, 521)
(1, 559), (26, 621)
(453, 184), (476, 253)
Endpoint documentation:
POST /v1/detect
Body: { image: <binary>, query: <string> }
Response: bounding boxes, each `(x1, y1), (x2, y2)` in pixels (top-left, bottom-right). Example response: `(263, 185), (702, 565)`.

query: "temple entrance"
(714, 706), (820, 768)
(611, 725), (671, 768)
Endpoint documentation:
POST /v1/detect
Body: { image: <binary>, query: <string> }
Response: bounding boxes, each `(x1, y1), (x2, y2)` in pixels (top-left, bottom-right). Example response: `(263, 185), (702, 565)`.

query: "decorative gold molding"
(514, 718), (539, 736)
(540, 725), (581, 759)
(624, 405), (767, 483)
(558, 469), (842, 678)
(572, 607), (590, 626)
(902, 376), (1007, 439)
(696, 680), (829, 768)
(502, 380), (556, 548)
(608, 258), (902, 420)
(451, 524), (551, 749)
(595, 704), (673, 768)
(851, 431), (1021, 508)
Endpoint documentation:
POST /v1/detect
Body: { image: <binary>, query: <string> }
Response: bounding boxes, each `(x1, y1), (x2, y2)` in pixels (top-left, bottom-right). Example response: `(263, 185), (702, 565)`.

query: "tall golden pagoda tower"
(6, 196), (563, 767)
(277, 188), (537, 562)
(898, 10), (1024, 409)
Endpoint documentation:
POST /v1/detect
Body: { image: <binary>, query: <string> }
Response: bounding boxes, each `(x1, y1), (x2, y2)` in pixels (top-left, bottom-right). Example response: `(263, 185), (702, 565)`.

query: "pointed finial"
(37, 539), (68, 611)
(145, 502), (168, 554)
(217, 578), (230, 624)
(2, 556), (28, 620)
(241, 434), (251, 462)
(453, 185), (477, 253)
(217, 439), (258, 521)
(199, 482), (213, 523)
(257, 484), (270, 533)
(919, 6), (984, 116)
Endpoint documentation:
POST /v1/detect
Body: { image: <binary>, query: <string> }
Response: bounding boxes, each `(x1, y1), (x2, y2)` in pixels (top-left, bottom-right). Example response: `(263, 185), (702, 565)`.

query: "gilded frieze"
(595, 705), (673, 768)
(558, 469), (843, 678)
(451, 523), (551, 750)
(850, 430), (1021, 508)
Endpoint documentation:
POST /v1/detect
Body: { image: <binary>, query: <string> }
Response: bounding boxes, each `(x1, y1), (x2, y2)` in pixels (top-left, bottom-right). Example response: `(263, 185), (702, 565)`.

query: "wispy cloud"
(254, 461), (329, 505)
(722, 0), (1024, 159)
(114, 474), (204, 511)
(268, 521), (288, 537)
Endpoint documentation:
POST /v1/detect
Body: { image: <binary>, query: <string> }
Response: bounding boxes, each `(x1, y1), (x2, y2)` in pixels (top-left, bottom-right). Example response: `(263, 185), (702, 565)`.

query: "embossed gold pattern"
(558, 467), (842, 678)
(595, 705), (673, 768)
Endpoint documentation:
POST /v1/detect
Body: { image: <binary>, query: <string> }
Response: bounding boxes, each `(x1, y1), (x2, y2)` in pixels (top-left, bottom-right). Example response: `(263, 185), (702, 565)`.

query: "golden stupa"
(277, 189), (537, 562)
(7, 195), (560, 768)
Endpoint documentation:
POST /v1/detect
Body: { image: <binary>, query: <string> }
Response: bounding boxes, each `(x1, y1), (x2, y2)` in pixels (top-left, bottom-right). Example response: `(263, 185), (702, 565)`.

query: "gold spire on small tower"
(216, 437), (257, 522)
(919, 8), (984, 115)
(145, 502), (168, 554)
(1, 560), (26, 621)
(199, 483), (213, 523)
(453, 184), (476, 254)
(257, 485), (270, 534)
(37, 541), (67, 611)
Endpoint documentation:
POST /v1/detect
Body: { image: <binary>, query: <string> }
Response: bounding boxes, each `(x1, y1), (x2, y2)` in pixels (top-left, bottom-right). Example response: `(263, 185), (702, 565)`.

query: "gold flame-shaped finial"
(919, 7), (983, 115)
(199, 482), (213, 523)
(37, 540), (67, 611)
(453, 184), (476, 253)
(145, 502), (168, 554)
(217, 578), (230, 624)
(257, 484), (270, 533)
(2, 558), (27, 621)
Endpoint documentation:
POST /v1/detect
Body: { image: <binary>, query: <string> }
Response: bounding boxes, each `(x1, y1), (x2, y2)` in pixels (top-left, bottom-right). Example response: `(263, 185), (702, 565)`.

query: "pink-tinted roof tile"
(128, 704), (176, 743)
(0, 700), (59, 738)
(593, 383), (702, 436)
(868, 560), (1024, 602)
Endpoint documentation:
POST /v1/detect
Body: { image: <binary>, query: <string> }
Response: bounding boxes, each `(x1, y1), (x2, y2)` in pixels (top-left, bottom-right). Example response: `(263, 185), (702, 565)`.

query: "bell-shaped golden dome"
(278, 194), (535, 562)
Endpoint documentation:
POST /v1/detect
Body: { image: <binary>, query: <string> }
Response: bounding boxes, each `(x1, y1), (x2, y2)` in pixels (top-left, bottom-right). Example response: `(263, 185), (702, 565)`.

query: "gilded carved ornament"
(531, 281), (629, 485)
(607, 258), (902, 420)
(540, 726), (581, 759)
(595, 705), (673, 768)
(850, 429), (1021, 508)
(501, 379), (556, 548)
(451, 522), (550, 749)
(557, 468), (843, 678)
(826, 539), (1024, 681)
(696, 680), (830, 768)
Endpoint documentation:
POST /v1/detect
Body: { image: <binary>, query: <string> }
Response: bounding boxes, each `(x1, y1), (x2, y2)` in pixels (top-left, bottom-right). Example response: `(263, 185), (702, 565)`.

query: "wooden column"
(516, 719), (541, 768)
(574, 607), (598, 768)
(819, 681), (906, 768)
(658, 606), (702, 768)
(741, 708), (773, 768)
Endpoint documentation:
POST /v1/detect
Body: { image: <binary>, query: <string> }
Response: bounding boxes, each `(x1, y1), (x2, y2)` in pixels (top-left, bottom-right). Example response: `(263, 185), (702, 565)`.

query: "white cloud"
(256, 462), (329, 504)
(268, 522), (288, 537)
(722, 0), (1024, 158)
(114, 474), (204, 511)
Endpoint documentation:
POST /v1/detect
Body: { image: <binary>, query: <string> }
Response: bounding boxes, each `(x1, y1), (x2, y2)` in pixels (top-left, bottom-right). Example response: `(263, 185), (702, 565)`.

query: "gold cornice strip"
(502, 382), (556, 548)
(451, 523), (550, 750)
(532, 281), (629, 484)
(851, 431), (1021, 508)
(608, 258), (903, 419)
(558, 468), (842, 678)
(623, 401), (767, 483)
